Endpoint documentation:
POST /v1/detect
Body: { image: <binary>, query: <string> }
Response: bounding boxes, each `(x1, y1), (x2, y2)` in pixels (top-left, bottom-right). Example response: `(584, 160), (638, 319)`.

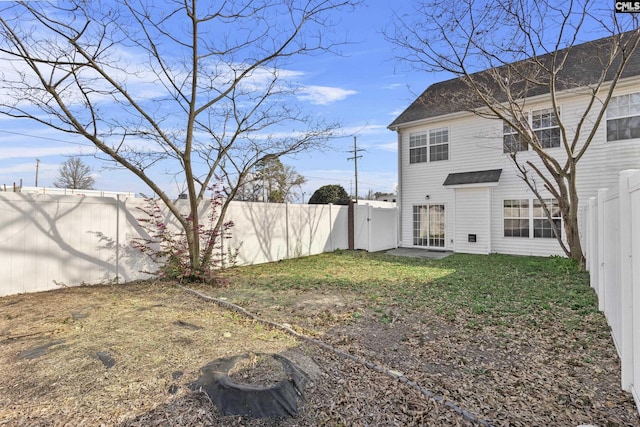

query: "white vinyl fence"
(584, 169), (640, 412)
(0, 193), (398, 296)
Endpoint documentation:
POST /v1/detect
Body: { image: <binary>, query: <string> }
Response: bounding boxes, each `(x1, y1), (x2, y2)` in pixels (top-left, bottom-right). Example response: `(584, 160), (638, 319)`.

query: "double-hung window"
(606, 92), (640, 141)
(532, 108), (561, 148)
(533, 198), (562, 238)
(503, 199), (529, 237)
(503, 109), (559, 152)
(409, 127), (449, 164)
(409, 133), (428, 164)
(503, 122), (527, 153)
(429, 128), (449, 161)
(504, 198), (562, 239)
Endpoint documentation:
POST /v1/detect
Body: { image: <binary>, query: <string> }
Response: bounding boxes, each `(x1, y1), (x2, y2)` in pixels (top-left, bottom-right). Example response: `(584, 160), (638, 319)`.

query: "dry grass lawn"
(1, 251), (638, 426)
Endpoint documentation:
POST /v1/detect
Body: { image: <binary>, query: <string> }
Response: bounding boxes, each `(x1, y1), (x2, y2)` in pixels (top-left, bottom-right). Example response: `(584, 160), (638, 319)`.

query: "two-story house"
(388, 33), (640, 257)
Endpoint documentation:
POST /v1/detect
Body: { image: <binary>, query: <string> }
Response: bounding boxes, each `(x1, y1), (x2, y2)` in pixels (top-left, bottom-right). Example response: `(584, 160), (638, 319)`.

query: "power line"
(302, 174), (386, 188)
(0, 129), (94, 147)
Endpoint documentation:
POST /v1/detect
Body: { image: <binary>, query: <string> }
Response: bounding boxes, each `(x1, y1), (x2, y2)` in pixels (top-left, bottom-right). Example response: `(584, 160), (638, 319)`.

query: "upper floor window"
(409, 133), (428, 163)
(429, 128), (449, 161)
(503, 122), (527, 153)
(532, 108), (561, 148)
(409, 128), (449, 164)
(503, 109), (559, 152)
(607, 92), (640, 142)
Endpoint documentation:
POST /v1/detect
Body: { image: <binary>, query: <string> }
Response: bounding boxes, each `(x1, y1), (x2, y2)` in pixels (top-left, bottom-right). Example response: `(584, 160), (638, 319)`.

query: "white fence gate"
(353, 204), (399, 252)
(584, 169), (640, 412)
(0, 193), (398, 296)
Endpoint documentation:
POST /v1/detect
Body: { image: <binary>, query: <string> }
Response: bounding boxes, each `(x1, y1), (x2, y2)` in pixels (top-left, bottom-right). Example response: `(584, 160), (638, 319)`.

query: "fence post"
(286, 202), (290, 260)
(620, 170), (637, 392)
(329, 203), (334, 251)
(394, 207), (399, 248)
(116, 195), (121, 284)
(367, 204), (372, 252)
(597, 188), (608, 312)
(587, 197), (598, 290)
(585, 201), (592, 273)
(348, 200), (355, 250)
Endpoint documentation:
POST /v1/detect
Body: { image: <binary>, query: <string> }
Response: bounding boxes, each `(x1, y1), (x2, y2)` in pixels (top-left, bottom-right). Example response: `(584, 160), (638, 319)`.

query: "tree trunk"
(565, 166), (585, 269)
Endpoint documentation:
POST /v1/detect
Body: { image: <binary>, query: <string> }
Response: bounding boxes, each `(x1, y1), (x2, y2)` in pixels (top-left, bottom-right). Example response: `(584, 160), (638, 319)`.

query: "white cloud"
(0, 161), (46, 176)
(376, 142), (398, 152)
(297, 85), (357, 105)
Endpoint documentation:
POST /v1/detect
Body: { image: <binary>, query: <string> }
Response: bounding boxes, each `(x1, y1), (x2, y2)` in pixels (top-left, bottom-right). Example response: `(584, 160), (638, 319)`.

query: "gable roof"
(442, 169), (502, 186)
(389, 31), (640, 128)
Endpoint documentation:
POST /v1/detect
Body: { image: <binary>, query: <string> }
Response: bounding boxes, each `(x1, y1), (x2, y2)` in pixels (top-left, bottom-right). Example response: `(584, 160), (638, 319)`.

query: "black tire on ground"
(191, 353), (308, 418)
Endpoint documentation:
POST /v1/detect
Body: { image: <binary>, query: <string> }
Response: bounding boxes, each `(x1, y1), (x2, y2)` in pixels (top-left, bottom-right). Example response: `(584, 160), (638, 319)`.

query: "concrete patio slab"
(384, 248), (453, 259)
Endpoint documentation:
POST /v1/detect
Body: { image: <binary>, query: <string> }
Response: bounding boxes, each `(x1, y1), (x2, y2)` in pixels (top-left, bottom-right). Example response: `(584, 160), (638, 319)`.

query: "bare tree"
(238, 157), (306, 203)
(0, 0), (357, 278)
(387, 0), (640, 268)
(53, 157), (95, 189)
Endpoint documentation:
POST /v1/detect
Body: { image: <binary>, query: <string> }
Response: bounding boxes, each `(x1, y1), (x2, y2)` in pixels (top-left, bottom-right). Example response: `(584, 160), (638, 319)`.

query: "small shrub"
(132, 185), (236, 282)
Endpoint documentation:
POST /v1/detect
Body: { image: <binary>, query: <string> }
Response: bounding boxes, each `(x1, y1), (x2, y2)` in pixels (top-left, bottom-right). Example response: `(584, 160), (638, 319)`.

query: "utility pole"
(35, 158), (40, 187)
(347, 136), (364, 200)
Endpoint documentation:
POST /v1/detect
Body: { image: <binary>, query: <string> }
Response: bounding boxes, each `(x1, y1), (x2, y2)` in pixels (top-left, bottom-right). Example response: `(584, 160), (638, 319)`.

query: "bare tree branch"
(0, 0), (358, 277)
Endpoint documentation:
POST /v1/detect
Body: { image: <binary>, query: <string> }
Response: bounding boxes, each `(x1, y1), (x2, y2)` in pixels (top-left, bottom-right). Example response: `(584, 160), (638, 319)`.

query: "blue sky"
(0, 1), (439, 201)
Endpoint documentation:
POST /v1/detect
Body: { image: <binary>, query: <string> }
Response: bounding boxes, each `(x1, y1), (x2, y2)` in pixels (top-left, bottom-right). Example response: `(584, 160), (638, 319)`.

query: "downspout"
(487, 187), (492, 254)
(395, 128), (403, 247)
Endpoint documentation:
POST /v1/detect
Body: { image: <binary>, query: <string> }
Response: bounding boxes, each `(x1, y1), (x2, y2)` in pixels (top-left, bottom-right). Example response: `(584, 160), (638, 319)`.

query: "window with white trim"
(606, 92), (640, 141)
(533, 198), (562, 238)
(503, 199), (529, 237)
(503, 122), (527, 153)
(532, 108), (560, 148)
(409, 128), (449, 164)
(504, 198), (562, 239)
(409, 133), (428, 164)
(429, 128), (449, 161)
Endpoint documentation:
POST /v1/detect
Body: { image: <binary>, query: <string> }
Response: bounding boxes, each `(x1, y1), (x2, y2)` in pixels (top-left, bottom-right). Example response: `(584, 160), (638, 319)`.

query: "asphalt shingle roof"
(442, 169), (503, 186)
(389, 31), (640, 128)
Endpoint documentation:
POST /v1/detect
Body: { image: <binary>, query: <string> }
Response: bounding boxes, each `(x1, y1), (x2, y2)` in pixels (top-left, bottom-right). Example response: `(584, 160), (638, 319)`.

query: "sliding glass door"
(413, 204), (445, 248)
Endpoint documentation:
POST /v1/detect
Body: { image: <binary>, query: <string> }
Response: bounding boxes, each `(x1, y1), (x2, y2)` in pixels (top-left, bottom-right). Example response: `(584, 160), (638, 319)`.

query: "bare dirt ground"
(1, 280), (639, 426)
